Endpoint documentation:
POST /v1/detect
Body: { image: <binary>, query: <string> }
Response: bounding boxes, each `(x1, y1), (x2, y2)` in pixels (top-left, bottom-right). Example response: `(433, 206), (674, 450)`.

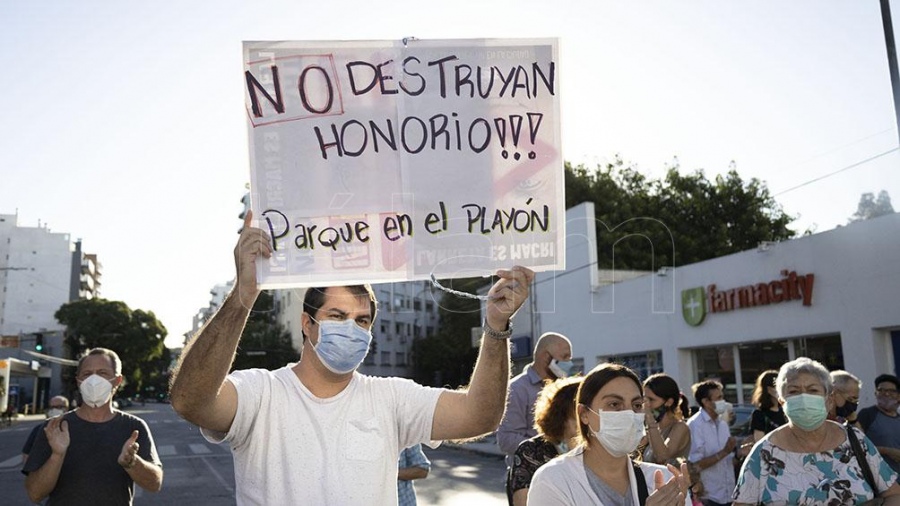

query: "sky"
(1, 1), (897, 349)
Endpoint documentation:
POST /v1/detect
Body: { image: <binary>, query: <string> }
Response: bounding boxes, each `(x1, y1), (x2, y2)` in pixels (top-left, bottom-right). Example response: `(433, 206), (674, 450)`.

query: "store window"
(796, 335), (843, 371)
(693, 335), (843, 405)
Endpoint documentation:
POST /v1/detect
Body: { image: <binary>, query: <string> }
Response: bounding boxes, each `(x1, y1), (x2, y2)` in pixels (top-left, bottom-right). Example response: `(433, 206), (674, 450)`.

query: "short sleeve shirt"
(733, 426), (899, 505)
(202, 367), (444, 505)
(22, 410), (161, 506)
(508, 435), (559, 496)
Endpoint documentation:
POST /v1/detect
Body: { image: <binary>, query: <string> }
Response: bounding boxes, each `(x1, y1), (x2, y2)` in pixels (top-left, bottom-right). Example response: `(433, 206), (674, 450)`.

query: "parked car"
(113, 397), (134, 409)
(729, 404), (754, 438)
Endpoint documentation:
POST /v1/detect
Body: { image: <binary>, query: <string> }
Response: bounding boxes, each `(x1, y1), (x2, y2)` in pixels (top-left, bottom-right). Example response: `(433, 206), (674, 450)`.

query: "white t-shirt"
(528, 447), (691, 506)
(202, 366), (444, 505)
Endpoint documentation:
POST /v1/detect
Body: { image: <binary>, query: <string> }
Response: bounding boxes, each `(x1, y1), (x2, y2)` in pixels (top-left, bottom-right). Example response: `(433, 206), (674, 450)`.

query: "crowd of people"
(17, 212), (900, 505)
(500, 354), (900, 505)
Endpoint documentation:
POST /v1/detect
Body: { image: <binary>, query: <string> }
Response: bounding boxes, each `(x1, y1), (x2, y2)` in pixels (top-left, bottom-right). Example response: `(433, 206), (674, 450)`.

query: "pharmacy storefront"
(514, 203), (900, 408)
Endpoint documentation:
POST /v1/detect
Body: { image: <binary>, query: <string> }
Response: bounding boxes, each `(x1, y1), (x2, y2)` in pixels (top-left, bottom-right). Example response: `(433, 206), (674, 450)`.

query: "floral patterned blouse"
(733, 426), (899, 505)
(507, 434), (560, 498)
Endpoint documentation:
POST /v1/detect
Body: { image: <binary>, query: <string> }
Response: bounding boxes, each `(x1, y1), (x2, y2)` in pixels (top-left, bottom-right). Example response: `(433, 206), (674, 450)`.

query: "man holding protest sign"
(169, 211), (534, 504)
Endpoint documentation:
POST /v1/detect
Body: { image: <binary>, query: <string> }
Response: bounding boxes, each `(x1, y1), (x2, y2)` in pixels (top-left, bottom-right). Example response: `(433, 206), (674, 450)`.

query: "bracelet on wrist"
(483, 319), (513, 340)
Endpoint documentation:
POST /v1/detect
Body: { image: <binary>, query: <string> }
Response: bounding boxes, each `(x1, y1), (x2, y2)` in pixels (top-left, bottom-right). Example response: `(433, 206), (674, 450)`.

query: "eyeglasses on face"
(876, 388), (899, 397)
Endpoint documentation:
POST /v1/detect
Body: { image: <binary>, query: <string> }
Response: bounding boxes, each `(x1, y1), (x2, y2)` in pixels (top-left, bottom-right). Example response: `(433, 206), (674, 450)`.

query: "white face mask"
(79, 374), (114, 408)
(46, 408), (65, 418)
(714, 399), (732, 415)
(585, 407), (646, 457)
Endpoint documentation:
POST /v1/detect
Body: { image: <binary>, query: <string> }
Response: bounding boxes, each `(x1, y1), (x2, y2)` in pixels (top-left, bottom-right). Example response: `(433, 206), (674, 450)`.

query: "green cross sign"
(681, 287), (707, 327)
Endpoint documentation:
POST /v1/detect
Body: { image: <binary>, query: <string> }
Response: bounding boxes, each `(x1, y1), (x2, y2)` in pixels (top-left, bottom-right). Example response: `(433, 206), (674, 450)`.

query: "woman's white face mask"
(584, 406), (645, 457)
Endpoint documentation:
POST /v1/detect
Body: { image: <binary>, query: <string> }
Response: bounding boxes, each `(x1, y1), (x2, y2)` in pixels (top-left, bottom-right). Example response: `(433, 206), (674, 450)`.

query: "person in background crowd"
(528, 363), (690, 505)
(678, 393), (691, 420)
(507, 376), (582, 506)
(733, 357), (899, 505)
(497, 332), (574, 462)
(641, 373), (691, 467)
(23, 348), (163, 505)
(397, 444), (430, 506)
(687, 380), (736, 506)
(748, 370), (786, 444)
(858, 373), (900, 473)
(828, 370), (861, 426)
(21, 396), (70, 464)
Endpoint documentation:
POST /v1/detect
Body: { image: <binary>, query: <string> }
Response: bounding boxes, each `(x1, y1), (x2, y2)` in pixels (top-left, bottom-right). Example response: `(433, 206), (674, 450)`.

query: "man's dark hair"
(874, 374), (900, 391)
(301, 285), (377, 340)
(692, 380), (723, 407)
(77, 348), (122, 376)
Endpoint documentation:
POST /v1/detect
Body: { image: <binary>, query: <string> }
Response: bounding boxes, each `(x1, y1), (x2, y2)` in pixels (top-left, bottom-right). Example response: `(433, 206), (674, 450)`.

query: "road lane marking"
(201, 456), (234, 493)
(189, 444), (212, 454)
(157, 445), (176, 456)
(0, 455), (22, 468)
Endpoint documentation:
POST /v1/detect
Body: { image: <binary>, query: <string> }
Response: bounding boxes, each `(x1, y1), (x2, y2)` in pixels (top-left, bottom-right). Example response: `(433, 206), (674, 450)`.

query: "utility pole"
(881, 0), (900, 147)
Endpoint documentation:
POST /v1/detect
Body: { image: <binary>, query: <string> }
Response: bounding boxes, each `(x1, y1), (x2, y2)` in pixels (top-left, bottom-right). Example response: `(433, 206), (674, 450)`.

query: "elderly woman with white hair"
(733, 357), (900, 505)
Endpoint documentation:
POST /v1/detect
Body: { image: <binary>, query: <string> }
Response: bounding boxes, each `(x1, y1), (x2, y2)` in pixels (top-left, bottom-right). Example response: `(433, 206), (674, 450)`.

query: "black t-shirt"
(22, 421), (44, 455)
(749, 408), (787, 435)
(22, 410), (161, 506)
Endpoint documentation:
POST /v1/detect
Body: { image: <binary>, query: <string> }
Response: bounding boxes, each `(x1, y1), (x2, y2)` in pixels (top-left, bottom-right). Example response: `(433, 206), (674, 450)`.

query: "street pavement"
(0, 403), (508, 505)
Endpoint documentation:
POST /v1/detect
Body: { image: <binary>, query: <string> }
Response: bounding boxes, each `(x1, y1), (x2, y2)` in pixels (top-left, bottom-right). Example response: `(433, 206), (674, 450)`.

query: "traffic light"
(34, 333), (44, 352)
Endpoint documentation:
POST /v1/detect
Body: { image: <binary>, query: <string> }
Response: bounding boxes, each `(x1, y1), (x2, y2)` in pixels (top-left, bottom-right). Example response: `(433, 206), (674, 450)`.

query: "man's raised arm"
(169, 211), (271, 433)
(431, 266), (534, 441)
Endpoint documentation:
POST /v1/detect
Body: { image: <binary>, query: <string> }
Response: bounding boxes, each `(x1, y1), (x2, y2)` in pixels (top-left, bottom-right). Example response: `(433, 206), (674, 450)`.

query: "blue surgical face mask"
(549, 359), (575, 378)
(784, 393), (828, 431)
(310, 317), (372, 375)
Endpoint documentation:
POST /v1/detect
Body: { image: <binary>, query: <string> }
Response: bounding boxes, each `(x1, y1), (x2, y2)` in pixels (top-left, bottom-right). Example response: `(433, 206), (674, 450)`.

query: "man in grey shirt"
(497, 332), (573, 461)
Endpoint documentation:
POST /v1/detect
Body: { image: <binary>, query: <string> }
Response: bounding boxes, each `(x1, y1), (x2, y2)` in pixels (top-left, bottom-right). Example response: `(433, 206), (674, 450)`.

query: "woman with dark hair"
(641, 373), (691, 467)
(678, 393), (691, 420)
(528, 363), (690, 505)
(748, 370), (786, 443)
(507, 376), (582, 506)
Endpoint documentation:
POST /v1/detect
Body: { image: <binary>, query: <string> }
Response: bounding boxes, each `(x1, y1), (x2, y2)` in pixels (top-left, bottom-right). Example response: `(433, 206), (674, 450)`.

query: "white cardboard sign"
(243, 38), (565, 288)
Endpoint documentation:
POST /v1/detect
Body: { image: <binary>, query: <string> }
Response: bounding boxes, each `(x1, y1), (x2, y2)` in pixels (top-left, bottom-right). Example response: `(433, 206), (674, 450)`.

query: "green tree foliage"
(55, 298), (167, 398)
(412, 278), (487, 388)
(566, 157), (795, 270)
(139, 346), (173, 402)
(849, 190), (894, 222)
(231, 291), (299, 371)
